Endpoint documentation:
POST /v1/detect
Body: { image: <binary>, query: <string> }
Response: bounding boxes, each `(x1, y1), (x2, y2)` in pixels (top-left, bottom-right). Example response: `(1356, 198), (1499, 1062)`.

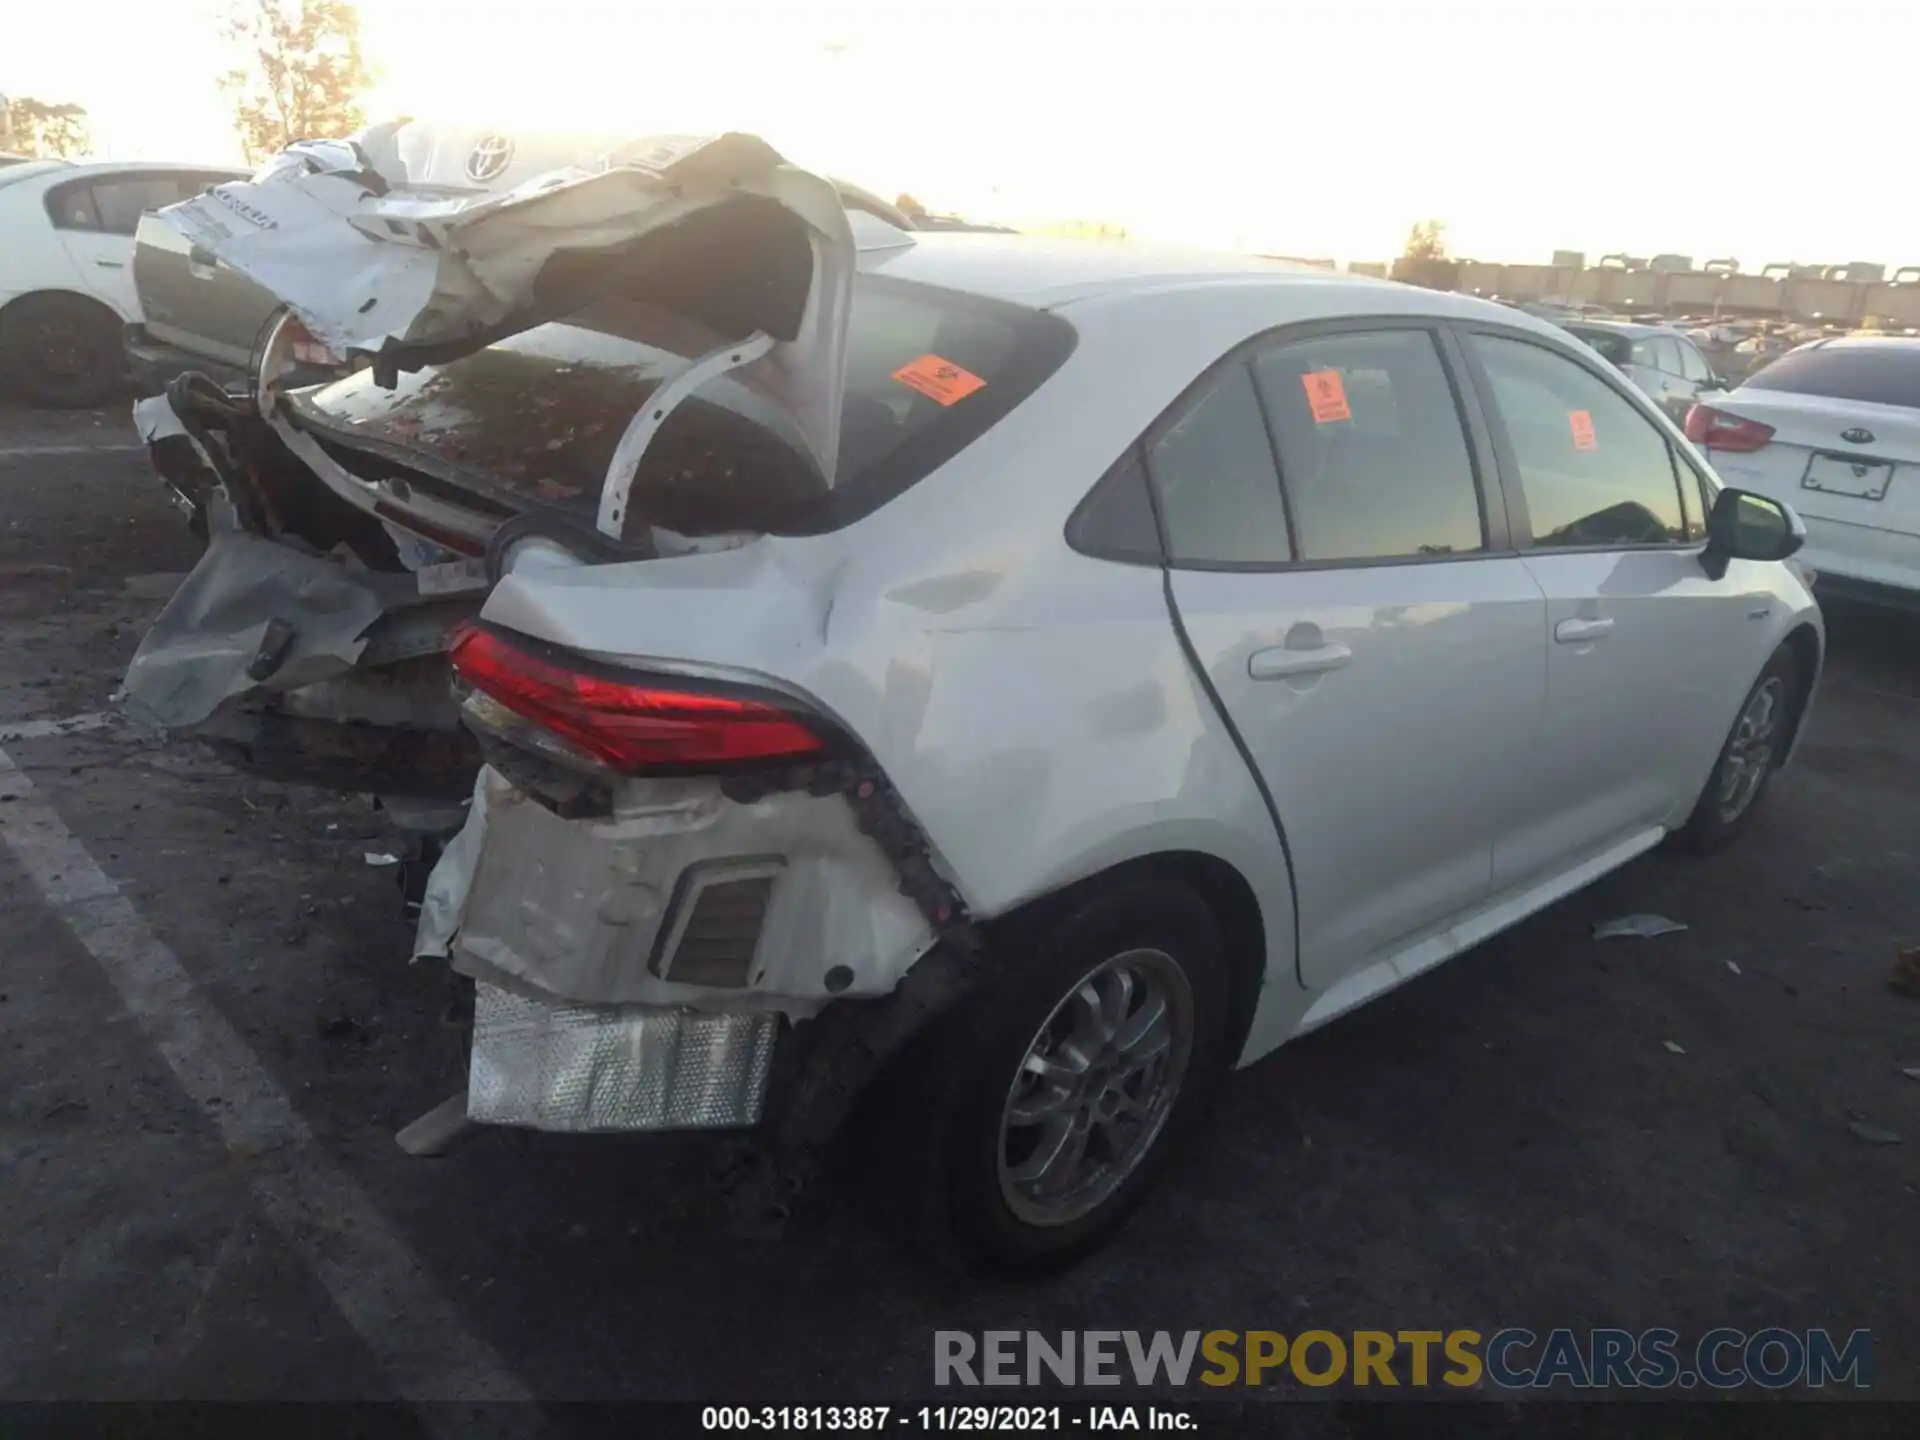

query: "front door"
(1153, 324), (1547, 988)
(1459, 329), (1774, 891)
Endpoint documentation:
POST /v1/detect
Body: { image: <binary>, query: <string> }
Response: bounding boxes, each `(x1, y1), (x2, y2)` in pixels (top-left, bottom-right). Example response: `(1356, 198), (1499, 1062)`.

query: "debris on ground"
(1595, 913), (1689, 941)
(1663, 1040), (1687, 1055)
(1847, 1119), (1902, 1145)
(1726, 960), (1743, 975)
(1900, 1067), (1920, 1083)
(364, 852), (400, 867)
(317, 1015), (361, 1041)
(1890, 946), (1920, 1000)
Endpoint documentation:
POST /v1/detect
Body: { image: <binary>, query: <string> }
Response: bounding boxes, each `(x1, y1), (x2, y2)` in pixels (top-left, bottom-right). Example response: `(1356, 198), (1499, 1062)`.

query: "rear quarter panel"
(0, 182), (88, 304)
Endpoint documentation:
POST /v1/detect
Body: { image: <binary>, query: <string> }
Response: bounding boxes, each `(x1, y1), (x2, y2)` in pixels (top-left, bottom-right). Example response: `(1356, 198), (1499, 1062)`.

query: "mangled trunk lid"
(121, 132), (860, 797)
(165, 129), (856, 506)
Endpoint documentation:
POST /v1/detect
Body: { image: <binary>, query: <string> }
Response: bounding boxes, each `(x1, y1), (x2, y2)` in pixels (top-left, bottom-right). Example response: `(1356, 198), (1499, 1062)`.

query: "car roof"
(0, 158), (248, 199)
(1798, 334), (1920, 352)
(857, 229), (1512, 320)
(1561, 318), (1671, 338)
(54, 159), (249, 179)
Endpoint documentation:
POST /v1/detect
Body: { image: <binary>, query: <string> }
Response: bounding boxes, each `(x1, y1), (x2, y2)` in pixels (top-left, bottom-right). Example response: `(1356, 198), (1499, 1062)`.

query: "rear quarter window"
(1744, 346), (1920, 409)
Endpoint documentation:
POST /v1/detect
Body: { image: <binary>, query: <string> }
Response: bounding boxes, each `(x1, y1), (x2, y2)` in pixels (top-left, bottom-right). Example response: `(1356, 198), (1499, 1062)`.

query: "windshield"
(1744, 344), (1920, 410)
(294, 273), (1074, 535)
(1563, 326), (1633, 367)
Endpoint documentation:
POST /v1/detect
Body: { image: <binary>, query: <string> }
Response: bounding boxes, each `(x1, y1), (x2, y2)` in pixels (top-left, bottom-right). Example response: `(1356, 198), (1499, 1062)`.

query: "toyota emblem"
(1840, 427), (1875, 445)
(465, 135), (515, 183)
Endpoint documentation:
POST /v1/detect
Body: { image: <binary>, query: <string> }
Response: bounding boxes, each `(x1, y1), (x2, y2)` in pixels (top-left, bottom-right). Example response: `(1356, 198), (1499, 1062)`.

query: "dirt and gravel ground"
(2, 400), (1916, 1420)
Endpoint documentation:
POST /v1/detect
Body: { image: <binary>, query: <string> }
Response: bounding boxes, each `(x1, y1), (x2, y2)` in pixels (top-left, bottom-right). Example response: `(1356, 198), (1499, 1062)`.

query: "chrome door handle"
(94, 259), (125, 269)
(1554, 616), (1614, 644)
(1249, 642), (1352, 680)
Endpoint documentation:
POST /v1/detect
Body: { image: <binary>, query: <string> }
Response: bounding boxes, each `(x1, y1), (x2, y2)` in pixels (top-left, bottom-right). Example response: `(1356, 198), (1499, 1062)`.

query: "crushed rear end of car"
(114, 131), (1032, 1211)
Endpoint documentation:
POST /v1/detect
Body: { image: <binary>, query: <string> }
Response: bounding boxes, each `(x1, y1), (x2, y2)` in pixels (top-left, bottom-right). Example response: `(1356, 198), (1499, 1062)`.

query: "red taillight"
(281, 316), (343, 369)
(449, 625), (826, 773)
(1683, 403), (1775, 453)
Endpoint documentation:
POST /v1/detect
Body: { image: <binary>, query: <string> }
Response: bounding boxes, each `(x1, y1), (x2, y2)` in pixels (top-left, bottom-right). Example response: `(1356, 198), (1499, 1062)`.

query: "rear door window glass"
(1567, 327), (1631, 366)
(1630, 336), (1681, 374)
(1146, 364), (1293, 564)
(1744, 345), (1920, 409)
(1677, 340), (1712, 382)
(1253, 329), (1484, 561)
(1469, 333), (1687, 548)
(89, 176), (195, 235)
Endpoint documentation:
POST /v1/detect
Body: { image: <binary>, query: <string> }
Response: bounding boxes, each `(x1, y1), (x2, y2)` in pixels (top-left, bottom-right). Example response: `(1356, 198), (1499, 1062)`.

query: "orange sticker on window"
(892, 354), (986, 407)
(1569, 409), (1597, 451)
(1301, 370), (1351, 424)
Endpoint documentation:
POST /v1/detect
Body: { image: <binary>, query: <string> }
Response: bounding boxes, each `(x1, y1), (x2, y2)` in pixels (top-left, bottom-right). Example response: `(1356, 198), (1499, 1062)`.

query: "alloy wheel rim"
(997, 946), (1194, 1228)
(1716, 677), (1785, 823)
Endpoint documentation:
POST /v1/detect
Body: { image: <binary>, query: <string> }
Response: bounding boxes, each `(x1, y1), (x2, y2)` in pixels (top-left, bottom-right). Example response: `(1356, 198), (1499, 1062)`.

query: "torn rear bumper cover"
(418, 765), (952, 1135)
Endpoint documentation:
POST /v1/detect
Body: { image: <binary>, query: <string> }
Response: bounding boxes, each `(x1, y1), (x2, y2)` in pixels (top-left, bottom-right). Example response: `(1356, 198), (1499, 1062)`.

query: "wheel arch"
(1776, 620), (1823, 767)
(982, 848), (1268, 1066)
(0, 286), (133, 333)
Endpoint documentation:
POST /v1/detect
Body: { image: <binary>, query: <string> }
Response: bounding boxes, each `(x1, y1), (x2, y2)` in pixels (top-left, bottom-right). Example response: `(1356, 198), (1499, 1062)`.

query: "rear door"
(1705, 345), (1920, 592)
(1458, 328), (1774, 889)
(1629, 334), (1691, 422)
(1157, 323), (1547, 989)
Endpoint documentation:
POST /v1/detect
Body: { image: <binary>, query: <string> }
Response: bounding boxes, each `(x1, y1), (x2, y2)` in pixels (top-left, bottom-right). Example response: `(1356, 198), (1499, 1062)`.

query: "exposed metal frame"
(597, 330), (777, 539)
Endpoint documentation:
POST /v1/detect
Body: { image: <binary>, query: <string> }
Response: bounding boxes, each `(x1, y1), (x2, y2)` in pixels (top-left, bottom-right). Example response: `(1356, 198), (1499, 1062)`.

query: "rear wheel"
(0, 293), (124, 408)
(907, 877), (1231, 1273)
(1675, 646), (1801, 854)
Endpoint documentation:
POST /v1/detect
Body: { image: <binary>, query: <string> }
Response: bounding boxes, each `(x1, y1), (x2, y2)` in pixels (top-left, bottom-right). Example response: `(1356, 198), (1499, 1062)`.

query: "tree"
(5, 96), (92, 158)
(1393, 218), (1459, 291)
(219, 0), (374, 164)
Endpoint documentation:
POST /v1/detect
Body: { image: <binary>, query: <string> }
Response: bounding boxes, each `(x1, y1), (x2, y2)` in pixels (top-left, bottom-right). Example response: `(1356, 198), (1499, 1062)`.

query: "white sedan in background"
(1687, 336), (1920, 606)
(0, 158), (244, 405)
(125, 137), (1824, 1269)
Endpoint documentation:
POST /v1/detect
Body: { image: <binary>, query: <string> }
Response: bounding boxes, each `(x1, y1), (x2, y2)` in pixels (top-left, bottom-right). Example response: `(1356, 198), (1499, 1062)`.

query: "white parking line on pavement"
(0, 443), (148, 458)
(0, 745), (539, 1423)
(0, 712), (110, 742)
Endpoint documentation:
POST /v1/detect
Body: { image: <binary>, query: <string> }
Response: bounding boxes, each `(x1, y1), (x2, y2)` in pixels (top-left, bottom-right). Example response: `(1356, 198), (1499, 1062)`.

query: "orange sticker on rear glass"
(1301, 370), (1351, 424)
(893, 354), (986, 407)
(1569, 409), (1597, 451)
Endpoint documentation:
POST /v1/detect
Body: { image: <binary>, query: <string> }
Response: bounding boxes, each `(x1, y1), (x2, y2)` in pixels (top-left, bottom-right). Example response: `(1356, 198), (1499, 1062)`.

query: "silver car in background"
(1561, 318), (1732, 424)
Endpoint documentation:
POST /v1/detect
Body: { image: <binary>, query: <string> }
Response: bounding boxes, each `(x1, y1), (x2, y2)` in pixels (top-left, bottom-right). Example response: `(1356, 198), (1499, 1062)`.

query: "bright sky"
(6, 0), (1917, 265)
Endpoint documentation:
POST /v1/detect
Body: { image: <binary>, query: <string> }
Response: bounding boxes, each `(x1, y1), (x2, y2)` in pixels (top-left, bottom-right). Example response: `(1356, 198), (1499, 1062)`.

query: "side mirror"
(1701, 488), (1805, 579)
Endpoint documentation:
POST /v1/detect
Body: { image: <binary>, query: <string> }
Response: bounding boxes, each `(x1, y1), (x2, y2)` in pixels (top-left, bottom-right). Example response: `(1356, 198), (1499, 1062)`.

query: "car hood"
(158, 129), (857, 486)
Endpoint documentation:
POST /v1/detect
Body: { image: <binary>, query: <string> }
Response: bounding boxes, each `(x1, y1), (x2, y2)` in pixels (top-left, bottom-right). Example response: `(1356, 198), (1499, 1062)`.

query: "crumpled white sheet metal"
(120, 529), (391, 730)
(414, 766), (936, 1014)
(159, 129), (855, 487)
(414, 767), (489, 963)
(467, 980), (778, 1132)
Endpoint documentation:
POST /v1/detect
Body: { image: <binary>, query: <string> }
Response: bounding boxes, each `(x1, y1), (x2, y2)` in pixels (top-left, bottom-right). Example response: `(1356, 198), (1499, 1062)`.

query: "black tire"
(0, 292), (125, 408)
(905, 876), (1232, 1274)
(1674, 646), (1802, 855)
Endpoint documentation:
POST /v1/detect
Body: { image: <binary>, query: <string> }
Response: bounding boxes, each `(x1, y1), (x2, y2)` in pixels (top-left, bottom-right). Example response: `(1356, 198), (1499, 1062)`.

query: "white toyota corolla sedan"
(124, 136), (1823, 1270)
